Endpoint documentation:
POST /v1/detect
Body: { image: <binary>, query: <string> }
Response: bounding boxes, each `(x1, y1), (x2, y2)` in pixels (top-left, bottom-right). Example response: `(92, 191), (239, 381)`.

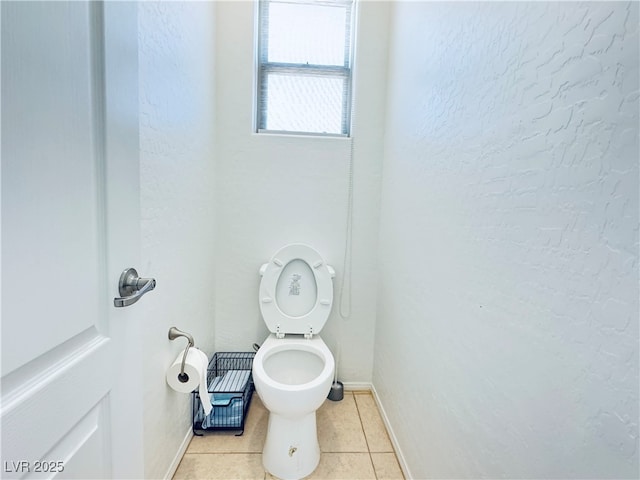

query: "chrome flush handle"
(113, 267), (156, 307)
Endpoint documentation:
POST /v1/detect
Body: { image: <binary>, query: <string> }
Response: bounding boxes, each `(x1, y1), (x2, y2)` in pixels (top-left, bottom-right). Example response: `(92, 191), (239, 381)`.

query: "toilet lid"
(259, 244), (334, 336)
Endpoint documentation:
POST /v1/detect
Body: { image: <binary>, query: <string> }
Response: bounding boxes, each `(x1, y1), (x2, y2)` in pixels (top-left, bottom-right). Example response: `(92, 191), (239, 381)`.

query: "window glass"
(257, 0), (354, 136)
(265, 73), (344, 133)
(267, 2), (347, 66)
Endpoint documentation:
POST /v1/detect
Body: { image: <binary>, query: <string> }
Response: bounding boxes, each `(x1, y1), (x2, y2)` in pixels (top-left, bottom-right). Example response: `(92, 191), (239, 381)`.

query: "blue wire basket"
(192, 351), (255, 436)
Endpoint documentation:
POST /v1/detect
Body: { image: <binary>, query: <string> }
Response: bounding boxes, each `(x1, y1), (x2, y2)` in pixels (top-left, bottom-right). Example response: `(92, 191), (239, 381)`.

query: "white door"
(2, 2), (146, 478)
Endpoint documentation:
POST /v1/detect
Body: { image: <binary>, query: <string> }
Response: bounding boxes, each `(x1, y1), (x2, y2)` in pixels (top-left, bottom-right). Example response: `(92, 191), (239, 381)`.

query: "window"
(256, 0), (355, 136)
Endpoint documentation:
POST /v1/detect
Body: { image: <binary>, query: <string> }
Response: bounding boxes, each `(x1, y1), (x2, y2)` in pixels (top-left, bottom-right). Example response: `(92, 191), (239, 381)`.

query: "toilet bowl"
(252, 244), (335, 480)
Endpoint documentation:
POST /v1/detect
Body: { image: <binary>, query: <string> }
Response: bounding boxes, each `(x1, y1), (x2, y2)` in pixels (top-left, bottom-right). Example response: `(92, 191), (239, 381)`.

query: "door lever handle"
(114, 268), (156, 307)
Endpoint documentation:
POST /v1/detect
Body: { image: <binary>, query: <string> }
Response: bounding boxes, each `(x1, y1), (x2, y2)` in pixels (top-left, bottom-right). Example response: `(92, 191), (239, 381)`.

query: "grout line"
(184, 452), (263, 455)
(353, 392), (378, 480)
(185, 452), (262, 455)
(357, 393), (396, 454)
(320, 450), (375, 453)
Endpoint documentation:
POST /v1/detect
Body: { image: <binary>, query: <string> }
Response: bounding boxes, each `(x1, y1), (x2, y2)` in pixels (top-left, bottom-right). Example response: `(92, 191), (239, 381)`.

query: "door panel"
(2, 338), (112, 478)
(27, 402), (110, 480)
(1, 1), (143, 478)
(2, 0), (106, 378)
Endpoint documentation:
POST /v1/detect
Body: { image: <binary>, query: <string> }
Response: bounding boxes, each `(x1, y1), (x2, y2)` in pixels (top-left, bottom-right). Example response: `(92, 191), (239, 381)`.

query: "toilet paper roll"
(166, 347), (212, 416)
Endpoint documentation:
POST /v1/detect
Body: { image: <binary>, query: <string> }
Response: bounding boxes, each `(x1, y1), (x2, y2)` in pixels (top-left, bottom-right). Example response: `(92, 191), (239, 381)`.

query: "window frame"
(255, 0), (355, 137)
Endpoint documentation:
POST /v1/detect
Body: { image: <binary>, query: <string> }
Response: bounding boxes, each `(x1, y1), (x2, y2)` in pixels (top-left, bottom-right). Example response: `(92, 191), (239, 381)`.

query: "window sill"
(256, 129), (350, 139)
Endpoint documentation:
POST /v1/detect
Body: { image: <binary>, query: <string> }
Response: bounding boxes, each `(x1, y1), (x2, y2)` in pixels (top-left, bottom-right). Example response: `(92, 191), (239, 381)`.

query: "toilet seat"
(259, 244), (335, 337)
(253, 334), (334, 394)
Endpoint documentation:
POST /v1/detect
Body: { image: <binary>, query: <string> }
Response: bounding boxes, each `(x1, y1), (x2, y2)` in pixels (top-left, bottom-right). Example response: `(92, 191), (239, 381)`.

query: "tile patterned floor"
(173, 391), (404, 480)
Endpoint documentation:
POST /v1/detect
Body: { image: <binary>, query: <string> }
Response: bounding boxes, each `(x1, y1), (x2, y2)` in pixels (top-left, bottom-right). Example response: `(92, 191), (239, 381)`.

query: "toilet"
(252, 244), (336, 480)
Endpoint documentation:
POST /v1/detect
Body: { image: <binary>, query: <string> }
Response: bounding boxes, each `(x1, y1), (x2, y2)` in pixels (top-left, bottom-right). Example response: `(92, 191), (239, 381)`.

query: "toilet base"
(262, 411), (320, 480)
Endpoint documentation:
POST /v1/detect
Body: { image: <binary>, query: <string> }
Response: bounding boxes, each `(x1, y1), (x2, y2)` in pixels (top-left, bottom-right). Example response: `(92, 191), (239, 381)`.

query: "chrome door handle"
(114, 268), (156, 307)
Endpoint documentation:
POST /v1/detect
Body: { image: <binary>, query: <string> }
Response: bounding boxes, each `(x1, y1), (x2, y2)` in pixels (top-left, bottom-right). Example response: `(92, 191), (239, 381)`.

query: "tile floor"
(173, 391), (405, 480)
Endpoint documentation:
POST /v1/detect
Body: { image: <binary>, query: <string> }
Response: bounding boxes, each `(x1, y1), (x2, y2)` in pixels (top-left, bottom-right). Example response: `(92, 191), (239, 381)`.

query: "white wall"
(375, 2), (639, 479)
(138, 2), (217, 479)
(212, 1), (389, 382)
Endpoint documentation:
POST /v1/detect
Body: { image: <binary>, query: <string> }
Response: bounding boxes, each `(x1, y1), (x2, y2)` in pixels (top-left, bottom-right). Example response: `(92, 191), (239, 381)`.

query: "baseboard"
(371, 384), (413, 480)
(164, 426), (193, 480)
(342, 381), (373, 392)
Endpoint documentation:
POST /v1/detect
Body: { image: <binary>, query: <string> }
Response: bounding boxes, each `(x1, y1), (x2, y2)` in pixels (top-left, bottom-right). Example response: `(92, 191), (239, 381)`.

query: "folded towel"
(209, 369), (251, 392)
(201, 393), (244, 429)
(200, 370), (251, 429)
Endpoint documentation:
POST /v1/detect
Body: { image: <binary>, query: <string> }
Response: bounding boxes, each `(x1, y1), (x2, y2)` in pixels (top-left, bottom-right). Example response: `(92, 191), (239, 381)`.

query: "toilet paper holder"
(168, 327), (195, 381)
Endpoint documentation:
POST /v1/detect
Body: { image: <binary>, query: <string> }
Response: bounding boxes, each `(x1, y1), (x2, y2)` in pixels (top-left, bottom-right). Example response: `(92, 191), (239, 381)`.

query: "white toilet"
(252, 244), (336, 480)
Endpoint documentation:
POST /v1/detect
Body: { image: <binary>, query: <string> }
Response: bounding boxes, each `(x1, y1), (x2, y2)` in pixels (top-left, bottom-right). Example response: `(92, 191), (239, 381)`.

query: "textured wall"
(139, 2), (217, 478)
(375, 2), (639, 478)
(212, 1), (389, 383)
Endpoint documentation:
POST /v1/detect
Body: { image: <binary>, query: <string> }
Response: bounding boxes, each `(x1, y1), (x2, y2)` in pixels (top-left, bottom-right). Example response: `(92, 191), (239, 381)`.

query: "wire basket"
(192, 352), (255, 435)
